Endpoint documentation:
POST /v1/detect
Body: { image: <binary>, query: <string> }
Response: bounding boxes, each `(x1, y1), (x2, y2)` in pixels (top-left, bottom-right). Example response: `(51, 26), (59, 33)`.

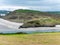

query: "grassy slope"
(20, 18), (57, 28)
(0, 33), (60, 45)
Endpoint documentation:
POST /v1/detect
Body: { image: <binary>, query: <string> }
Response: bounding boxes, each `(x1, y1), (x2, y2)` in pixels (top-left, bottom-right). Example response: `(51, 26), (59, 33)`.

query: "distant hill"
(46, 11), (60, 15)
(0, 10), (10, 14)
(0, 10), (11, 17)
(2, 9), (60, 23)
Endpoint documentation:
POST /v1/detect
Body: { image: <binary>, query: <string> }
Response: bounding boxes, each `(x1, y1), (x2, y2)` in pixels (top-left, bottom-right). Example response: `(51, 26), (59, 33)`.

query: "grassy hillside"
(20, 17), (57, 28)
(2, 9), (60, 23)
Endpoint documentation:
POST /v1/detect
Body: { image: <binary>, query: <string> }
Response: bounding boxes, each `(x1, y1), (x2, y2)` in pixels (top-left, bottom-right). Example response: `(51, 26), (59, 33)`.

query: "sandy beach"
(0, 18), (23, 29)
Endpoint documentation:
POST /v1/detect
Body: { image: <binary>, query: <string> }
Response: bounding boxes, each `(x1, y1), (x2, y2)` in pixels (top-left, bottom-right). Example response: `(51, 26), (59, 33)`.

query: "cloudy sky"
(0, 0), (60, 11)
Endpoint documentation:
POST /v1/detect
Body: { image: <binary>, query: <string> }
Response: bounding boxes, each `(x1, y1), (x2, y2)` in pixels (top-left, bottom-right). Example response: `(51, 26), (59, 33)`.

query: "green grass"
(15, 9), (41, 13)
(0, 32), (60, 45)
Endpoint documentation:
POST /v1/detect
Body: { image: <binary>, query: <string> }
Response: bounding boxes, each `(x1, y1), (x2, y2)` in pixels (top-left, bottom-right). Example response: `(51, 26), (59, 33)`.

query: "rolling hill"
(2, 9), (60, 23)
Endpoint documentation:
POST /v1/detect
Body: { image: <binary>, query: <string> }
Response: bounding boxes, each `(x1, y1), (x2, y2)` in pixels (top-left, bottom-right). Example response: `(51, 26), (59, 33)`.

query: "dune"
(0, 18), (23, 29)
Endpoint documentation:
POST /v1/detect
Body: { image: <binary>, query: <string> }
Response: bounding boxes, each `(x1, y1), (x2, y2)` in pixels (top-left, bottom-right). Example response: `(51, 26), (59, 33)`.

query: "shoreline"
(17, 27), (60, 32)
(1, 18), (60, 33)
(19, 27), (60, 30)
(16, 27), (60, 33)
